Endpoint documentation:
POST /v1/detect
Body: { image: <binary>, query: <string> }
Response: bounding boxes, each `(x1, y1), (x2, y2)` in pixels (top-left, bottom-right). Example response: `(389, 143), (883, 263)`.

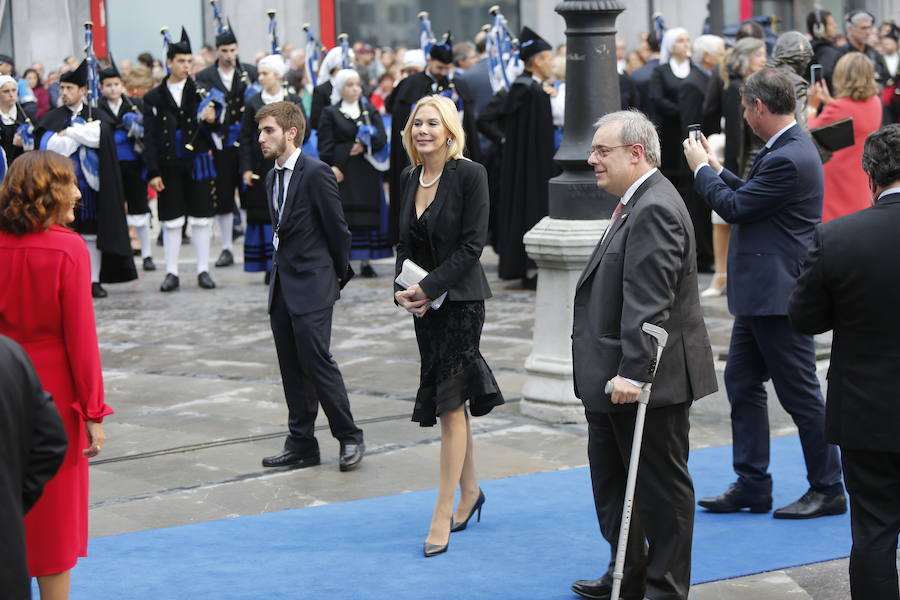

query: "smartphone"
(688, 124), (702, 142)
(810, 63), (823, 85)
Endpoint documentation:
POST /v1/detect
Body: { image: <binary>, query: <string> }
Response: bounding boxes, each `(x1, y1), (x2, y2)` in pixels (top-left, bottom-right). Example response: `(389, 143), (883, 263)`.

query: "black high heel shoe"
(423, 519), (451, 558)
(450, 489), (485, 532)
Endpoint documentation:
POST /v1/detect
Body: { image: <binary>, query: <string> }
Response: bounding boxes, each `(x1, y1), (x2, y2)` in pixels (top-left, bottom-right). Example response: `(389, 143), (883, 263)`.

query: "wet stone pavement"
(85, 233), (867, 600)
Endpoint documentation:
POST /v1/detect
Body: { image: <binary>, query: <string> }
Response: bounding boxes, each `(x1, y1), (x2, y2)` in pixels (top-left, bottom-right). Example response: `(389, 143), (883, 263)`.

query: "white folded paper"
(395, 259), (447, 309)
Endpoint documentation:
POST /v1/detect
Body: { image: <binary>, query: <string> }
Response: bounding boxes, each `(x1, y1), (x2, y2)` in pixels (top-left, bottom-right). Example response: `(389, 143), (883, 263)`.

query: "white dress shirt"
(218, 67), (235, 91)
(167, 77), (186, 107)
(273, 147), (303, 216)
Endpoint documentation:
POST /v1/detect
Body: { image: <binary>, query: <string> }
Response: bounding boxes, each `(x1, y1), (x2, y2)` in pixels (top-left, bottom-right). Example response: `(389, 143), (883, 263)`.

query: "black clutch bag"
(810, 116), (854, 152)
(339, 264), (355, 290)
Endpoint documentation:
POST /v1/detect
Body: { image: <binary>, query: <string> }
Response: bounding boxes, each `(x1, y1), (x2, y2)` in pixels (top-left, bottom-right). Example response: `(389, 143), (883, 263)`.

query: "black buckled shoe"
(215, 249), (234, 267)
(261, 450), (321, 469)
(698, 483), (772, 513)
(142, 256), (157, 271)
(160, 273), (180, 292)
(773, 489), (847, 519)
(91, 282), (108, 298)
(197, 271), (216, 289)
(338, 442), (365, 472)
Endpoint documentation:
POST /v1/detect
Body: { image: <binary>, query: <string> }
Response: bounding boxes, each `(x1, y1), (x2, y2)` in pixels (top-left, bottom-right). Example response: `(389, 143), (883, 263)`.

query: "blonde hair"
(833, 52), (879, 101)
(401, 95), (467, 166)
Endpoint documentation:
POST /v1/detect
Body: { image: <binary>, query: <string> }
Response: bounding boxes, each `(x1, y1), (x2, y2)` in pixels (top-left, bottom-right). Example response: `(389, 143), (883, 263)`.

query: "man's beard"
(263, 137), (287, 160)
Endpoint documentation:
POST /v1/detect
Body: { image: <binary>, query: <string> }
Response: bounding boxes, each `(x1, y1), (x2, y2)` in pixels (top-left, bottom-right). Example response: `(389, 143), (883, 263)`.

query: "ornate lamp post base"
(520, 217), (607, 424)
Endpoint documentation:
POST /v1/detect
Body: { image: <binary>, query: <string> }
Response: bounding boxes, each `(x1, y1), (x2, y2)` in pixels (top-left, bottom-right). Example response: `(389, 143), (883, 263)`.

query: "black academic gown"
(384, 69), (481, 245)
(495, 72), (557, 280)
(238, 91), (306, 225)
(317, 100), (387, 229)
(35, 105), (137, 284)
(649, 61), (697, 191)
(309, 80), (333, 131)
(0, 107), (29, 168)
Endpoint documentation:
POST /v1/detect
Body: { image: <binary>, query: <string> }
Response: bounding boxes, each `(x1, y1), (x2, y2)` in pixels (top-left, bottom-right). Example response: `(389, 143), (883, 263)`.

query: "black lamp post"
(550, 0), (627, 220)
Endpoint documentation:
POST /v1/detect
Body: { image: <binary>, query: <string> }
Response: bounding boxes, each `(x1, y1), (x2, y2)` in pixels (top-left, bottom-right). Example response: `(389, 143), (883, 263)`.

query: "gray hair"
(693, 35), (724, 66)
(846, 10), (874, 28)
(593, 110), (661, 168)
(862, 124), (900, 187)
(741, 67), (797, 115)
(726, 37), (766, 81)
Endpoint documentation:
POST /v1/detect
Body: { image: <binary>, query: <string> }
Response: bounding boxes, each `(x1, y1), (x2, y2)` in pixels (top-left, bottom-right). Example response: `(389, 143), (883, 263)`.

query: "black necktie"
(274, 168), (285, 227)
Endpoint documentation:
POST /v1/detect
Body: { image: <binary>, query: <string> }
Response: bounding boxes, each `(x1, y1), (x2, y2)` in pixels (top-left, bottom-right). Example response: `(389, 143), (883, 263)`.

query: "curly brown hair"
(0, 151), (78, 236)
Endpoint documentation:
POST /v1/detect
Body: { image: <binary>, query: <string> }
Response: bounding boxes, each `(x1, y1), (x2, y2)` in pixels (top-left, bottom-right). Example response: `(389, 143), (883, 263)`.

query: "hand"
(83, 420), (106, 457)
(149, 176), (165, 192)
(404, 284), (428, 301)
(807, 80), (832, 111)
(395, 288), (431, 317)
(542, 82), (557, 97)
(242, 170), (255, 187)
(202, 105), (216, 123)
(331, 165), (344, 183)
(12, 132), (22, 147)
(349, 141), (365, 156)
(683, 135), (713, 173)
(698, 132), (721, 172)
(607, 375), (643, 405)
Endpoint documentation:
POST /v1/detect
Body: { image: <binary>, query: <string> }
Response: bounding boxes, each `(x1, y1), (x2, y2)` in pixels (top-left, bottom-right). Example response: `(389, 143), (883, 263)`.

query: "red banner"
(319, 0), (336, 49)
(90, 0), (109, 58)
(740, 0), (753, 22)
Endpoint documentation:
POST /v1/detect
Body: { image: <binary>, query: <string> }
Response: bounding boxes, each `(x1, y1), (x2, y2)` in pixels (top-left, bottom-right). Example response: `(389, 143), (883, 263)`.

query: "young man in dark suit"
(685, 67), (845, 518)
(789, 124), (900, 599)
(256, 101), (364, 472)
(0, 335), (67, 599)
(571, 110), (717, 600)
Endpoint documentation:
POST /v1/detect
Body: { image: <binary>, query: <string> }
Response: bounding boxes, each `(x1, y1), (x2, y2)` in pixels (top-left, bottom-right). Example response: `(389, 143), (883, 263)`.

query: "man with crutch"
(571, 110), (717, 600)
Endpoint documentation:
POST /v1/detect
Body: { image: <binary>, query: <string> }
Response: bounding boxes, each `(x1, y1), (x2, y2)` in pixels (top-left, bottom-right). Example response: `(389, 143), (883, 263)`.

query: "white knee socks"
(190, 218), (211, 274)
(216, 213), (233, 252)
(162, 218), (184, 276)
(82, 234), (101, 283)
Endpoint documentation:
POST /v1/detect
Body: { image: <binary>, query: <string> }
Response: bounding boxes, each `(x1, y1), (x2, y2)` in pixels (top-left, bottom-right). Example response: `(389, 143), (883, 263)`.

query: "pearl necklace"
(419, 168), (443, 188)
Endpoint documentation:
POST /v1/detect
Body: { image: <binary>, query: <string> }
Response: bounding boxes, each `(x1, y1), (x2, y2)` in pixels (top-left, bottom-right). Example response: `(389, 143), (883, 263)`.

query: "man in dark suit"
(0, 335), (67, 599)
(571, 110), (717, 600)
(679, 34), (725, 273)
(789, 124), (900, 599)
(685, 67), (845, 518)
(630, 33), (660, 122)
(255, 101), (364, 472)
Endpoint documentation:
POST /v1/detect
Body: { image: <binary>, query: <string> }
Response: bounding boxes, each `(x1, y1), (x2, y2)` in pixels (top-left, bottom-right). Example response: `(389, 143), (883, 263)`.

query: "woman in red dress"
(808, 52), (884, 222)
(0, 151), (111, 599)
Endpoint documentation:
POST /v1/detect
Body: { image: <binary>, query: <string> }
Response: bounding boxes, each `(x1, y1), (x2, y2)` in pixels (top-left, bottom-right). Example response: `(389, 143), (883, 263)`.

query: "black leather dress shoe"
(698, 483), (772, 513)
(338, 442), (365, 472)
(571, 576), (643, 600)
(142, 256), (156, 271)
(197, 271), (216, 289)
(215, 249), (234, 267)
(91, 282), (108, 298)
(261, 450), (321, 469)
(773, 489), (847, 519)
(160, 273), (180, 292)
(360, 264), (377, 278)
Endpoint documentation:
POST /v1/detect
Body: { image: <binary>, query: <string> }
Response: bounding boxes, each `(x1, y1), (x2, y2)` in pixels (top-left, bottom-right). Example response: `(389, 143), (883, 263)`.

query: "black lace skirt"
(410, 300), (504, 427)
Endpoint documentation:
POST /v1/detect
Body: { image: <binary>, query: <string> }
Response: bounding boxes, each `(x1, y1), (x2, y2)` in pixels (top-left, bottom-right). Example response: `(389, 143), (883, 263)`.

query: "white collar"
(620, 168), (658, 205)
(669, 58), (690, 79)
(877, 186), (900, 201)
(340, 100), (361, 118)
(167, 77), (186, 89)
(261, 88), (285, 104)
(275, 146), (302, 171)
(0, 104), (16, 122)
(766, 121), (797, 149)
(69, 102), (84, 116)
(107, 97), (123, 113)
(531, 74), (543, 84)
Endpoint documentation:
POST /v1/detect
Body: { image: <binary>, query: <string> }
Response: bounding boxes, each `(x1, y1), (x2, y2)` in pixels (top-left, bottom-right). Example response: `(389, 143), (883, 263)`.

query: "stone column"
(520, 0), (626, 424)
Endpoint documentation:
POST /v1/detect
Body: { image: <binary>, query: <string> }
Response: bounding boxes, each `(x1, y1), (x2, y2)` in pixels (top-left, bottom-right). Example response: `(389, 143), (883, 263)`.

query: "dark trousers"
(269, 280), (363, 456)
(684, 188), (713, 271)
(842, 449), (900, 600)
(724, 315), (843, 495)
(157, 162), (215, 221)
(586, 402), (694, 600)
(212, 146), (239, 215)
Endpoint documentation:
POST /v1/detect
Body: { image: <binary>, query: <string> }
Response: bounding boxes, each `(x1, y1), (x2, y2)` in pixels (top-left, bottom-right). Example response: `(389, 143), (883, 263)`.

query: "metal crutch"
(604, 322), (669, 600)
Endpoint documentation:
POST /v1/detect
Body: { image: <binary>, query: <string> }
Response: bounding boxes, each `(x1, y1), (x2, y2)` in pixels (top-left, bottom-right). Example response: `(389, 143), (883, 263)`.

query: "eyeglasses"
(588, 144), (637, 159)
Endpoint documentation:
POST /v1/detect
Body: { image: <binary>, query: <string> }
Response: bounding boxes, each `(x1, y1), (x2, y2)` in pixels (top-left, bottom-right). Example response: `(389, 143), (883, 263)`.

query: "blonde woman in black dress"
(394, 95), (503, 557)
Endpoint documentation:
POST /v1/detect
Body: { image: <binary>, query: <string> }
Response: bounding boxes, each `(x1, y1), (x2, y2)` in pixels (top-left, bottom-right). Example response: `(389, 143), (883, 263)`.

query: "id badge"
(273, 232), (279, 251)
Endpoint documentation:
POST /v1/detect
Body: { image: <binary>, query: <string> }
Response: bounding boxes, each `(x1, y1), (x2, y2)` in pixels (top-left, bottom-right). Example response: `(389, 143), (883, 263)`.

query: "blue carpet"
(67, 436), (855, 599)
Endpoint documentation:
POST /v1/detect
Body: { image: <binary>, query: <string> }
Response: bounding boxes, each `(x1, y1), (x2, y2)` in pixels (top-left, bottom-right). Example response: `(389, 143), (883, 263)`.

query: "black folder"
(810, 116), (854, 152)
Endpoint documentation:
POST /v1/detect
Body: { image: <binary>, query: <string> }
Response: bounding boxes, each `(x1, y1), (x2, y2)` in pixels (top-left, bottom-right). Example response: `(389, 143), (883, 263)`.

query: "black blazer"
(395, 159), (492, 302)
(573, 171), (717, 413)
(789, 193), (900, 452)
(266, 151), (352, 316)
(0, 335), (66, 599)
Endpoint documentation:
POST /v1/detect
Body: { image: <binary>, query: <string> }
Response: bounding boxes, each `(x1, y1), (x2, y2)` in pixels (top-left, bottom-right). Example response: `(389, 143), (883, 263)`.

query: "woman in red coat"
(0, 151), (111, 599)
(808, 52), (883, 222)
